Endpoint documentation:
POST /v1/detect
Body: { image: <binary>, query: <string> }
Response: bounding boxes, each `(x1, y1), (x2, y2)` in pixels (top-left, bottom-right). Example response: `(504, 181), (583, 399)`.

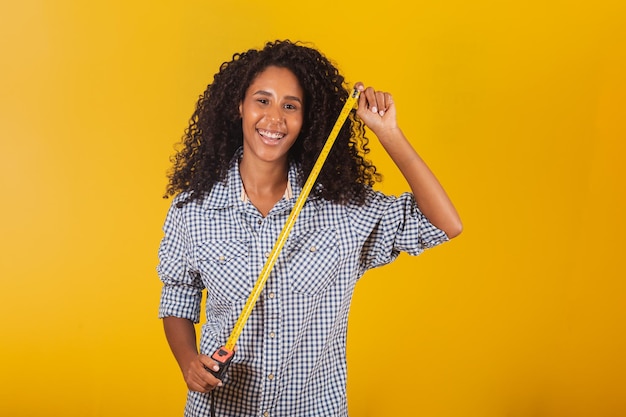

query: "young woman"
(157, 39), (462, 417)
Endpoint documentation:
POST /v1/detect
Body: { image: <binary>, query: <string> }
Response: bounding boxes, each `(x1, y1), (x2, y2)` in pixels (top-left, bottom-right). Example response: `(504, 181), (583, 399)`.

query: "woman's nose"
(265, 105), (284, 123)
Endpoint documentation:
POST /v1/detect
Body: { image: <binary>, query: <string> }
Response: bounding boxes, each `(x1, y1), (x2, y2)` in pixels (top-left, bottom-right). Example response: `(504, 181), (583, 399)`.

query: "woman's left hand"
(354, 82), (398, 137)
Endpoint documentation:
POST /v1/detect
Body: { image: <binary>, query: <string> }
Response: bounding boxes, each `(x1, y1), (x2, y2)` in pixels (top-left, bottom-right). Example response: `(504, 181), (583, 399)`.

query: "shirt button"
(218, 255), (225, 261)
(310, 246), (317, 252)
(263, 412), (269, 417)
(269, 332), (275, 338)
(268, 373), (274, 380)
(258, 219), (262, 225)
(268, 292), (275, 299)
(265, 252), (271, 258)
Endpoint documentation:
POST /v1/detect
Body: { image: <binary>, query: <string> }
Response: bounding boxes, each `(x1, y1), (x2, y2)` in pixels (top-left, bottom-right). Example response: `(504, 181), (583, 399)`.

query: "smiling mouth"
(257, 128), (285, 140)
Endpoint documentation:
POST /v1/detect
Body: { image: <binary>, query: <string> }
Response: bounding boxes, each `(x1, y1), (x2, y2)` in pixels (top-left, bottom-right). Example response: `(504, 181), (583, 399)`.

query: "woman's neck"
(239, 157), (288, 194)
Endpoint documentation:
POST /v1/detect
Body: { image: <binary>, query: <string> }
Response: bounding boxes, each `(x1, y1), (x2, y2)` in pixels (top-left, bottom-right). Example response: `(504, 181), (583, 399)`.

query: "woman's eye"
(284, 103), (297, 110)
(257, 99), (269, 105)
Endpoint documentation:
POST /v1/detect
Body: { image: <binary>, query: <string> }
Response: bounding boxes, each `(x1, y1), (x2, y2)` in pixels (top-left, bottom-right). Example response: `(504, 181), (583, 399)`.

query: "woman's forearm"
(163, 316), (199, 374)
(378, 127), (463, 238)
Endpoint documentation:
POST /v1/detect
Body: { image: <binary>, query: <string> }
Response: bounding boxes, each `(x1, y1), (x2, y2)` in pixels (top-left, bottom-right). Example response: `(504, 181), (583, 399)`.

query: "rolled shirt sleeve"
(157, 197), (205, 323)
(347, 189), (449, 274)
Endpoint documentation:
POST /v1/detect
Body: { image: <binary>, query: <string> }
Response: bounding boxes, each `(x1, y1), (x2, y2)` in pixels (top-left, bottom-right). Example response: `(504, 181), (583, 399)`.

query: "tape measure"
(208, 88), (361, 380)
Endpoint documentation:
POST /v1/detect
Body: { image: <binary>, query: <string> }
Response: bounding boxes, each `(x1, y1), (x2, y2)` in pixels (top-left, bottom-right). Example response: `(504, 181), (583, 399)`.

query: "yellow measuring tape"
(209, 88), (360, 378)
(228, 87), (359, 348)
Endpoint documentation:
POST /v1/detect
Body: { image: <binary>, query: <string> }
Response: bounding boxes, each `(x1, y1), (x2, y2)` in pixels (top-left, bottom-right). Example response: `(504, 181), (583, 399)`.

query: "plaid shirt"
(157, 151), (449, 417)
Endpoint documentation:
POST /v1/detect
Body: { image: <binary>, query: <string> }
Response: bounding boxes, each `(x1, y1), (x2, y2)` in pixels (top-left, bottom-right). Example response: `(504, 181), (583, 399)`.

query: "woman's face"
(239, 65), (304, 166)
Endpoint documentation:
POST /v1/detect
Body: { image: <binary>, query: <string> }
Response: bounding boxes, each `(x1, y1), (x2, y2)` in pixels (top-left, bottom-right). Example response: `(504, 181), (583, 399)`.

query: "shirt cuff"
(158, 283), (203, 323)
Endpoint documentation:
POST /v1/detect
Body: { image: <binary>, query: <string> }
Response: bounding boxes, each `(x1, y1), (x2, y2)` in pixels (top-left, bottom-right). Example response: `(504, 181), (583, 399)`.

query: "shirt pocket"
(196, 240), (251, 302)
(287, 228), (339, 296)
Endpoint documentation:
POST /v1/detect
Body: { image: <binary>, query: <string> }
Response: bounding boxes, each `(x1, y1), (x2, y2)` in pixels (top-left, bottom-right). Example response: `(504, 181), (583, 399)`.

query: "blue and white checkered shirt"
(157, 151), (449, 417)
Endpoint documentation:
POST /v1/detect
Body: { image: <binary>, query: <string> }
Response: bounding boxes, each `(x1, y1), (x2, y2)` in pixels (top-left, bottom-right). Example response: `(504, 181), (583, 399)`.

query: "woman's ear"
(238, 102), (243, 117)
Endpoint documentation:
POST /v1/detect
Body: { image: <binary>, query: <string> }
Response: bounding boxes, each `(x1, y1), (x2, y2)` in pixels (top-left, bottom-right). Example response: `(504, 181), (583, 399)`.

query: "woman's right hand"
(183, 354), (224, 393)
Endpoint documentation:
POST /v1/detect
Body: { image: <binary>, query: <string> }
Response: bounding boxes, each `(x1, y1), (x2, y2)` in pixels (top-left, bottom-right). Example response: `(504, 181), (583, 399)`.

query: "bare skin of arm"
(163, 316), (223, 393)
(355, 83), (463, 239)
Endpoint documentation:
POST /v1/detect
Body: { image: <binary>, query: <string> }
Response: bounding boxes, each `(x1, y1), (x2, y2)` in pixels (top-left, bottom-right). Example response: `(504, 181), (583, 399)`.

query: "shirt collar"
(201, 148), (304, 211)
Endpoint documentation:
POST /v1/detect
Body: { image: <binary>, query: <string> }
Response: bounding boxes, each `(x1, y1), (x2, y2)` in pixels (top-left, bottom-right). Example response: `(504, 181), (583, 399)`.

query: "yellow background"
(1, 1), (625, 416)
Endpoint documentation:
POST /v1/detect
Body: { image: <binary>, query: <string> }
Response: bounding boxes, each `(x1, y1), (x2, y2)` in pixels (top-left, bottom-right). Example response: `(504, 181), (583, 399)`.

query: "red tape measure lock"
(207, 347), (235, 380)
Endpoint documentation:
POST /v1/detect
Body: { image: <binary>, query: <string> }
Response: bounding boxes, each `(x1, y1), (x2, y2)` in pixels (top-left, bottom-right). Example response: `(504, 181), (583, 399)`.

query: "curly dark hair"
(165, 39), (381, 206)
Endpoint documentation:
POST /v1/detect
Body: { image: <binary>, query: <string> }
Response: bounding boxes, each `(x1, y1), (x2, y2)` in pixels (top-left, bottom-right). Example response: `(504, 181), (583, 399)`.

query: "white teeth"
(258, 129), (285, 139)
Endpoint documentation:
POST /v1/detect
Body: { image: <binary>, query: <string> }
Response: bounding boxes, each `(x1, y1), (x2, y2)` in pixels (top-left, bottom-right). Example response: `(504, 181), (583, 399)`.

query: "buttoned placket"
(236, 200), (282, 417)
(256, 208), (287, 417)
